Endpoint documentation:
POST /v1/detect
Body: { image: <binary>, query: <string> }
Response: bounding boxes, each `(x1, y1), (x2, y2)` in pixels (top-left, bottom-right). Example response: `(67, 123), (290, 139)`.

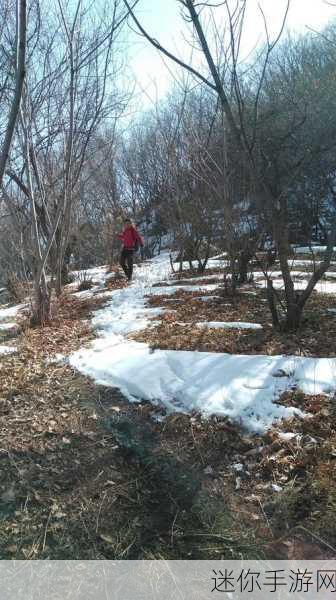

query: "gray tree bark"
(0, 0), (27, 188)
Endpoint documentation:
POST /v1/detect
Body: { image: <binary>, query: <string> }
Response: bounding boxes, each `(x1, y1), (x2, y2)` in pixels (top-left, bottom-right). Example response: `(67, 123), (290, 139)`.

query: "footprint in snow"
(243, 380), (271, 390)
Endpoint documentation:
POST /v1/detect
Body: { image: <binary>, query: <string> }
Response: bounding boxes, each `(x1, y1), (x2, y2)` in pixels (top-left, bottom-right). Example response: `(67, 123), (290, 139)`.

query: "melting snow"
(69, 253), (336, 433)
(258, 278), (336, 295)
(174, 258), (228, 270)
(150, 283), (220, 296)
(159, 274), (222, 285)
(0, 345), (17, 355)
(195, 321), (262, 330)
(0, 322), (18, 331)
(293, 245), (336, 254)
(0, 303), (27, 320)
(70, 265), (111, 284)
(290, 259), (336, 268)
(194, 295), (223, 302)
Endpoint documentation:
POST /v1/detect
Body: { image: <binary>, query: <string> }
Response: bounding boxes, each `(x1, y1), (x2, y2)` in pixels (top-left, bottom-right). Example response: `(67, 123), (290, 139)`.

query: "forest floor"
(0, 256), (335, 559)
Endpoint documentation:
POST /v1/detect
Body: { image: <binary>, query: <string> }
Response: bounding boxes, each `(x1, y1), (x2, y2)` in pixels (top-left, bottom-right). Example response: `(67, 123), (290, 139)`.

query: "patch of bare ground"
(239, 392), (336, 558)
(136, 287), (336, 357)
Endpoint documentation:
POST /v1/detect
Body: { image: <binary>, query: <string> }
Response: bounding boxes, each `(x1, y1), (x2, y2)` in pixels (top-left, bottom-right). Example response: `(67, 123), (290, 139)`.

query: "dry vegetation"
(133, 281), (336, 357)
(0, 267), (335, 559)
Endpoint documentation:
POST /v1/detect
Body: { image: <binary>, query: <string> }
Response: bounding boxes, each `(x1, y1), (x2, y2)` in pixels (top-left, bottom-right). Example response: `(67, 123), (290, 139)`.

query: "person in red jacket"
(117, 218), (144, 281)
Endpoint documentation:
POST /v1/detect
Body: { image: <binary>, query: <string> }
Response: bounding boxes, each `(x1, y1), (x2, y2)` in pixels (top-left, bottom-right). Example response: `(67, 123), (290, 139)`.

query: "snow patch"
(150, 283), (220, 296)
(195, 321), (262, 330)
(0, 303), (27, 321)
(0, 345), (17, 355)
(294, 245), (336, 254)
(174, 259), (228, 271)
(69, 253), (336, 433)
(278, 432), (298, 441)
(194, 295), (223, 302)
(162, 274), (222, 285)
(71, 344), (336, 432)
(0, 322), (18, 331)
(257, 277), (336, 295)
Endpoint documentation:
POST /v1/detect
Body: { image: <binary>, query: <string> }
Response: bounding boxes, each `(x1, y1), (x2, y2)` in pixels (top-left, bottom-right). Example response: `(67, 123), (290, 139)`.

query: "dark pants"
(120, 248), (134, 280)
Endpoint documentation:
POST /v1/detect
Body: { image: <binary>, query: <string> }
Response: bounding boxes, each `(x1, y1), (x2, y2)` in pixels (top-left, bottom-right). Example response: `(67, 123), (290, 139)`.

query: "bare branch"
(122, 0), (217, 91)
(0, 0), (27, 188)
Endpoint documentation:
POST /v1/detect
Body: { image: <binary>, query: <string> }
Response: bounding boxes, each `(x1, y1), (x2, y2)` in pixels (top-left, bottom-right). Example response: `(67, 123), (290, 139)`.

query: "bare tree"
(4, 0), (132, 323)
(124, 0), (336, 331)
(0, 0), (27, 188)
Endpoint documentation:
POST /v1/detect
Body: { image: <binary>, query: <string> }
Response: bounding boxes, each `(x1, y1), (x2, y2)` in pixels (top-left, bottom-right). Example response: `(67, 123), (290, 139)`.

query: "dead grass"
(0, 356), (332, 559)
(133, 287), (336, 357)
(243, 393), (336, 557)
(0, 267), (334, 560)
(0, 283), (258, 559)
(0, 351), (263, 559)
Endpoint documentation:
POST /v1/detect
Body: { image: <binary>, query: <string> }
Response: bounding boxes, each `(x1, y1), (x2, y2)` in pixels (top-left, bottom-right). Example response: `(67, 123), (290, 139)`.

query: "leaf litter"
(0, 263), (335, 559)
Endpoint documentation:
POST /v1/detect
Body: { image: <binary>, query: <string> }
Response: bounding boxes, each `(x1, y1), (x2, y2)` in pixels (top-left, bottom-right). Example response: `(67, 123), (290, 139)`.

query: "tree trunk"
(55, 248), (63, 297)
(198, 239), (211, 273)
(283, 301), (303, 332)
(222, 256), (238, 296)
(0, 0), (27, 187)
(230, 256), (238, 294)
(266, 279), (280, 329)
(170, 253), (177, 274)
(31, 275), (50, 326)
(238, 251), (252, 284)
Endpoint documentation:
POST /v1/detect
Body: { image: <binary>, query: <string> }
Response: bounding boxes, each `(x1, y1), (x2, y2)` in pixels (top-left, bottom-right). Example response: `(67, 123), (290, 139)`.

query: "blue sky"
(123, 0), (336, 111)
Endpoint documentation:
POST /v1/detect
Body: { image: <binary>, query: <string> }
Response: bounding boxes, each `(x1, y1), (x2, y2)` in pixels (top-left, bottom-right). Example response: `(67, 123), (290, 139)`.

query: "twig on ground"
(42, 509), (52, 552)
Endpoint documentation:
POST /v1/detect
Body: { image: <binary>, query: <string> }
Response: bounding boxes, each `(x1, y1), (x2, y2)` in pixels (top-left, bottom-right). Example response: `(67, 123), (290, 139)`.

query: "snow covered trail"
(70, 254), (336, 433)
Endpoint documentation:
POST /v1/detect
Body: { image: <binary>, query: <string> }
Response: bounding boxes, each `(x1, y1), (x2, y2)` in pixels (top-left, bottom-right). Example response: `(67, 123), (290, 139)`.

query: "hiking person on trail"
(117, 218), (144, 281)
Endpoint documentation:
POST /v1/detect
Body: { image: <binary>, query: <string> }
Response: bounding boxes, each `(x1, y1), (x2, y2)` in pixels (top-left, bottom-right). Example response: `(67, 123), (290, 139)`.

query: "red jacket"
(117, 225), (144, 250)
